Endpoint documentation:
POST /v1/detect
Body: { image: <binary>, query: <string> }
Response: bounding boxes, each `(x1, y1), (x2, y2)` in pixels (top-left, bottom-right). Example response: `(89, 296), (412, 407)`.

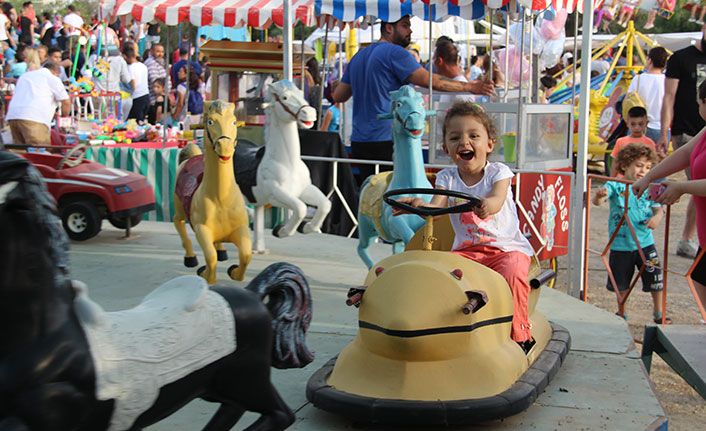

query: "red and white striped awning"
(461, 0), (603, 13)
(550, 0), (604, 13)
(100, 0), (317, 28)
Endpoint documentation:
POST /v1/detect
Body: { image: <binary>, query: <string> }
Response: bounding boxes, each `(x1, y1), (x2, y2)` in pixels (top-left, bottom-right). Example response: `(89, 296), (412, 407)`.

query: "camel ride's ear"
(203, 101), (213, 113)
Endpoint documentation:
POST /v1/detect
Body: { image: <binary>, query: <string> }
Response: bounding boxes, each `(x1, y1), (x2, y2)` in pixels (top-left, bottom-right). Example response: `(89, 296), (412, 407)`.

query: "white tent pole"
(301, 26), (306, 88)
(518, 8), (524, 103)
(569, 6), (595, 299)
(489, 8), (494, 84)
(339, 24), (344, 141)
(528, 10), (533, 103)
(503, 10), (509, 102)
(283, 0), (293, 81)
(428, 6), (433, 108)
(163, 25), (170, 148)
(571, 11), (578, 103)
(319, 22), (330, 126)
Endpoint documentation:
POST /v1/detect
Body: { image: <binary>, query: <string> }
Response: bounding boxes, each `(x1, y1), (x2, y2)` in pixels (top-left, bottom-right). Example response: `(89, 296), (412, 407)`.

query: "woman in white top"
(627, 47), (668, 144)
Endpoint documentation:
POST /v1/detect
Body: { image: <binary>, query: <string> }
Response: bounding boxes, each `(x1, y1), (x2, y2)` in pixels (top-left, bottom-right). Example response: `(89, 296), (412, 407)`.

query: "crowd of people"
(336, 14), (705, 330)
(1, 4), (211, 145)
(0, 5), (703, 324)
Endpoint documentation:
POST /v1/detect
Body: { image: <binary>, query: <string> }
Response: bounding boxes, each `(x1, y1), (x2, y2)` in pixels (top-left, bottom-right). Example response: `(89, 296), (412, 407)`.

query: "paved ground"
(68, 221), (668, 430)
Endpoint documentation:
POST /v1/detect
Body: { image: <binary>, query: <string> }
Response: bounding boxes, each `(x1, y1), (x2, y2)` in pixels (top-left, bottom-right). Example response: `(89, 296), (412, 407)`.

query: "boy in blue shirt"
(592, 143), (671, 324)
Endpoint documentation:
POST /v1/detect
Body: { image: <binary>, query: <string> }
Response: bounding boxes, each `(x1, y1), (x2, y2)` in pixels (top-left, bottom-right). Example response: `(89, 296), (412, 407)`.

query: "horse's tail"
(178, 143), (202, 166)
(245, 262), (315, 369)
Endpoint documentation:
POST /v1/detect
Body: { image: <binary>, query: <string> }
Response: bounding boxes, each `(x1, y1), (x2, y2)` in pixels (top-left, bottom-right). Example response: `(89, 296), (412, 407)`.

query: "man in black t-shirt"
(18, 2), (34, 46)
(658, 28), (706, 259)
(146, 20), (160, 50)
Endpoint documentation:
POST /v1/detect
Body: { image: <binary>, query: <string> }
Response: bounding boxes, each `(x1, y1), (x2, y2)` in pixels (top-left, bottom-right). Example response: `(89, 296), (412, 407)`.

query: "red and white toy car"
(21, 145), (156, 241)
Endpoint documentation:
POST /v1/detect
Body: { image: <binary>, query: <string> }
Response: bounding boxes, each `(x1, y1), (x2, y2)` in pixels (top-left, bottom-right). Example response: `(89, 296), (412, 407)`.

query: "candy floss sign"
(517, 170), (571, 260)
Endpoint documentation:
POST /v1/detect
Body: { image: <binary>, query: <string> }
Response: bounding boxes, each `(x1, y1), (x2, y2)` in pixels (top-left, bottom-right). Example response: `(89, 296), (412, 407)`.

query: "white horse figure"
(234, 80), (331, 238)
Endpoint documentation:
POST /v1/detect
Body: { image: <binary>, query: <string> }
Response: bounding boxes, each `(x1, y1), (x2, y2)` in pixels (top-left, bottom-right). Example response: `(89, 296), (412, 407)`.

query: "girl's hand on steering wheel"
(392, 197), (428, 216)
(472, 197), (490, 219)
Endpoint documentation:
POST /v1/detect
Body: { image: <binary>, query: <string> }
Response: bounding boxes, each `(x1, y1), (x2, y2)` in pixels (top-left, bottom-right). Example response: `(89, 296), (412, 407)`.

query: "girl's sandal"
(653, 312), (673, 324)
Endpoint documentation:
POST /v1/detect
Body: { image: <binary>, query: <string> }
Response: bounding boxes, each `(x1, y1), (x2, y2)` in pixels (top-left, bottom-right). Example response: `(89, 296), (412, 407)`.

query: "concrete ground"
(69, 221), (667, 430)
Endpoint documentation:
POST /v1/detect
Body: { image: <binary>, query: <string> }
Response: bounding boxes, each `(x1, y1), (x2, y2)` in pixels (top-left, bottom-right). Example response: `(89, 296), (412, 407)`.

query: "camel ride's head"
(264, 80), (317, 129)
(203, 100), (238, 163)
(384, 86), (432, 139)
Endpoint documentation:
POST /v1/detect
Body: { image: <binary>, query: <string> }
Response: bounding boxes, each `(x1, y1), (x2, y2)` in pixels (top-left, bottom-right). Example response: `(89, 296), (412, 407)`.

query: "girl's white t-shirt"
(436, 162), (533, 256)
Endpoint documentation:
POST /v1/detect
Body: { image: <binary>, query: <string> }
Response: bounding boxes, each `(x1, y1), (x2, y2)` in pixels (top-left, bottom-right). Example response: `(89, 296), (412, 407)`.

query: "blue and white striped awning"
(314, 0), (487, 28)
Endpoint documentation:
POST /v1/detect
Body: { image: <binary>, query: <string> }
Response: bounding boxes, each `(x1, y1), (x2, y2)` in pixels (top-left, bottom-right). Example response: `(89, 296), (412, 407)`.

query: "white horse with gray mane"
(234, 80), (331, 238)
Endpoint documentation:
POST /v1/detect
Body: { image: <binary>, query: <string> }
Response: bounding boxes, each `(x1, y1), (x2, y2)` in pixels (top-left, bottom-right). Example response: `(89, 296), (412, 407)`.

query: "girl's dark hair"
(442, 100), (498, 142)
(306, 58), (320, 85)
(188, 70), (200, 91)
(616, 143), (657, 175)
(153, 78), (165, 87)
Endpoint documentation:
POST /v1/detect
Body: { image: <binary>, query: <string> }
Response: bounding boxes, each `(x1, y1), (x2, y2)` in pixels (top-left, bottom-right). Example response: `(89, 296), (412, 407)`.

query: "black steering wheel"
(383, 188), (482, 217)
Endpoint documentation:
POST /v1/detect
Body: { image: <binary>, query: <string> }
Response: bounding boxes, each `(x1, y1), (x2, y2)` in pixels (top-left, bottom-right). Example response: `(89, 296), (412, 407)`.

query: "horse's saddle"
(233, 139), (265, 204)
(174, 155), (204, 222)
(360, 171), (394, 241)
(73, 277), (236, 431)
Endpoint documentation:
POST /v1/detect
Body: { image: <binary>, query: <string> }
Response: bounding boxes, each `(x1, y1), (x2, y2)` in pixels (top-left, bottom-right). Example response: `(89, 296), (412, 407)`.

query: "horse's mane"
(263, 80), (299, 143)
(0, 153), (71, 293)
(205, 99), (231, 120)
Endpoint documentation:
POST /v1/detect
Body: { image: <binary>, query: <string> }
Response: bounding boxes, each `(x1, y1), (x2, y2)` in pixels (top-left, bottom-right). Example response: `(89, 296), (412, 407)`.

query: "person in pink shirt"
(610, 106), (659, 177)
(633, 80), (706, 320)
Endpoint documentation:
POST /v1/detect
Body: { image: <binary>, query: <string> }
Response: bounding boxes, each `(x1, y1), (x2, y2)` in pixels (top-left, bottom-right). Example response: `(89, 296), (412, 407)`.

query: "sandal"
(653, 312), (673, 324)
(615, 311), (627, 320)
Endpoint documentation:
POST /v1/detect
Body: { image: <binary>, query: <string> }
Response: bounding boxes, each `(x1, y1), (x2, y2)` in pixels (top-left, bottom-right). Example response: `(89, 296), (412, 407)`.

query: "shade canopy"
(100, 0), (318, 28)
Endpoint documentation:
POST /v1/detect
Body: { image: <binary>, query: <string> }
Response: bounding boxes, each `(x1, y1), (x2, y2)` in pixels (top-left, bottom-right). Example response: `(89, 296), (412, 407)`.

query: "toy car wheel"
(61, 202), (101, 241)
(108, 213), (144, 229)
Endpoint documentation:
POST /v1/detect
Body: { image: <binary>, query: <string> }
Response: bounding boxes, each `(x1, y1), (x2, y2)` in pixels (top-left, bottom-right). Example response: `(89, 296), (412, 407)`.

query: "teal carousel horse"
(357, 86), (435, 268)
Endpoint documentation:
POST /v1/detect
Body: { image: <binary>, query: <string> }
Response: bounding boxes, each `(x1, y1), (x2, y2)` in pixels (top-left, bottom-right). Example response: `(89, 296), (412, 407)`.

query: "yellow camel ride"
(173, 100), (252, 284)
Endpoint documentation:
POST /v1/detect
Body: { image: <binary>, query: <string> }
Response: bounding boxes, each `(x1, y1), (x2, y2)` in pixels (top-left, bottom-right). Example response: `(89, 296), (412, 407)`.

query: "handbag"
(622, 74), (646, 120)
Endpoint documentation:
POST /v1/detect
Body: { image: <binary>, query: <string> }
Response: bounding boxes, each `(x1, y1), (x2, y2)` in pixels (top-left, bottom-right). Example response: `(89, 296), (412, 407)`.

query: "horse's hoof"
(184, 256), (198, 267)
(228, 264), (243, 280)
(299, 222), (321, 234)
(272, 224), (285, 238)
(217, 249), (228, 261)
(197, 266), (206, 276)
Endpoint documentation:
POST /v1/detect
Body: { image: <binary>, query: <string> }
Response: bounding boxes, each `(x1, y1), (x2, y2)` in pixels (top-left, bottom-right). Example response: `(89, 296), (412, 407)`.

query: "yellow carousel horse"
(173, 100), (252, 284)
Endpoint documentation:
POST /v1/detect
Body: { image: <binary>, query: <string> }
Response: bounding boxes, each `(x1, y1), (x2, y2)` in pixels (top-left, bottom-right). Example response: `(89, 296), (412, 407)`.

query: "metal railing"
(585, 174), (706, 323)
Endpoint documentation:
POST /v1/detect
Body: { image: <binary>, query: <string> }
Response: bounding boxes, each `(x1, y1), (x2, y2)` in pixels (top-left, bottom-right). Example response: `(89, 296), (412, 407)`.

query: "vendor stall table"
(83, 131), (358, 235)
(86, 142), (180, 222)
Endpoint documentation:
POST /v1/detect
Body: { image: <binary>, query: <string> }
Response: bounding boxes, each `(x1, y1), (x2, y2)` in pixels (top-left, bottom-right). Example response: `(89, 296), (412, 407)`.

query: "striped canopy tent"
(314, 0), (487, 29)
(99, 0), (318, 29)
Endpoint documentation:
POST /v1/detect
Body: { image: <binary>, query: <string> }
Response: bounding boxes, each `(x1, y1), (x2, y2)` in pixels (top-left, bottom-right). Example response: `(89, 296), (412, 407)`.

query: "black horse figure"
(0, 151), (314, 431)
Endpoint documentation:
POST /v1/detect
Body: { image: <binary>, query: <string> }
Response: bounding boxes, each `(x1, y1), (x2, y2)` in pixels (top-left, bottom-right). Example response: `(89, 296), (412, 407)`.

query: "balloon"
(540, 9), (567, 41)
(507, 21), (544, 56)
(539, 32), (566, 71)
(495, 47), (530, 87)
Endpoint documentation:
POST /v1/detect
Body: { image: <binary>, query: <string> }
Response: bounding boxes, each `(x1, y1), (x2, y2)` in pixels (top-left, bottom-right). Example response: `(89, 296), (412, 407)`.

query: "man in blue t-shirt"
(171, 46), (203, 86)
(333, 16), (494, 184)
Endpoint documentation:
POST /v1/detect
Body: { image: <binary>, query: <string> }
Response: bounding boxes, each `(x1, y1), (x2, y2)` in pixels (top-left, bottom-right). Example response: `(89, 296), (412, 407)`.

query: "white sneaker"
(697, 20), (705, 25)
(689, 17), (697, 22)
(677, 239), (699, 259)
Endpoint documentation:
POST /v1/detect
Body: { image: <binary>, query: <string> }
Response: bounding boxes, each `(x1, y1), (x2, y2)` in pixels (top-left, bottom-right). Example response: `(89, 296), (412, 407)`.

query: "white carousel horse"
(234, 80), (331, 238)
